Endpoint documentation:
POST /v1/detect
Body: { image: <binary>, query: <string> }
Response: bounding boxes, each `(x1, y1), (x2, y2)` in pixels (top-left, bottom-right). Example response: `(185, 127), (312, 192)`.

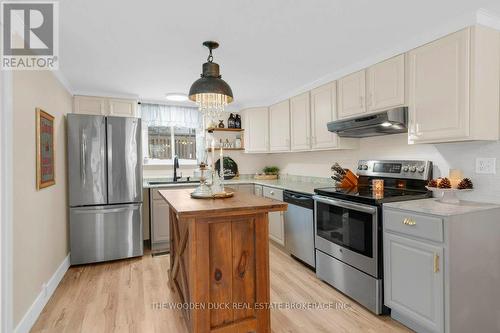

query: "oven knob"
(410, 166), (417, 173)
(417, 166), (425, 173)
(362, 165), (368, 170)
(402, 165), (409, 172)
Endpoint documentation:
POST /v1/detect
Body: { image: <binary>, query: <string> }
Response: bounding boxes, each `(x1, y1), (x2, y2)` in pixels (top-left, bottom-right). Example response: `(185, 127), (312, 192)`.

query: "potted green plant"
(263, 166), (280, 175)
(254, 166), (280, 180)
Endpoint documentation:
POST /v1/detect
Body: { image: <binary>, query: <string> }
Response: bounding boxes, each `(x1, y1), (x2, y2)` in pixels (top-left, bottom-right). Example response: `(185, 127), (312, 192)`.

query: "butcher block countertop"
(158, 187), (287, 218)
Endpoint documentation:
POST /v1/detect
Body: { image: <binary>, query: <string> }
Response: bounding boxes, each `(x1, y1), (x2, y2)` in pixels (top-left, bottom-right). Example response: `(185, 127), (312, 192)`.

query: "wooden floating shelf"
(207, 128), (244, 133)
(207, 148), (245, 152)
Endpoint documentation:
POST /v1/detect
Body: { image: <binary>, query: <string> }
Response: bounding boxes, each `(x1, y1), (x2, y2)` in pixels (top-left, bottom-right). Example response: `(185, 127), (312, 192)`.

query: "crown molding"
(51, 70), (74, 95)
(476, 8), (500, 31)
(72, 90), (140, 101)
(140, 98), (196, 107)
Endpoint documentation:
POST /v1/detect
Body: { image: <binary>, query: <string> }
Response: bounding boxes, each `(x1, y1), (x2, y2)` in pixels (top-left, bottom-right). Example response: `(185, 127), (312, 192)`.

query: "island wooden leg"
(254, 212), (271, 333)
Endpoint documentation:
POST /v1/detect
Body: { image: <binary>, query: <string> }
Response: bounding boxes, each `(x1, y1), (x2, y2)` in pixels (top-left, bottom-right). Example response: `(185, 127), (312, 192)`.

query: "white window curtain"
(140, 103), (202, 128)
(140, 103), (205, 164)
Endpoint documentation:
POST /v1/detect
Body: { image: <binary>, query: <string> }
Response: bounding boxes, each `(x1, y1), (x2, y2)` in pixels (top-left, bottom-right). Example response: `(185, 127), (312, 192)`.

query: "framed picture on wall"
(36, 108), (55, 189)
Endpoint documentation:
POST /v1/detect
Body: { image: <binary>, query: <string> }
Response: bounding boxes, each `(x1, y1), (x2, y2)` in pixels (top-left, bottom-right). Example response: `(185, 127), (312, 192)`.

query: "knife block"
(337, 169), (358, 188)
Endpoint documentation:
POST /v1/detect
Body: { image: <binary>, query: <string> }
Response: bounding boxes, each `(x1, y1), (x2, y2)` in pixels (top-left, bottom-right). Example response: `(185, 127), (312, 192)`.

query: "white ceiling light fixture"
(165, 93), (189, 102)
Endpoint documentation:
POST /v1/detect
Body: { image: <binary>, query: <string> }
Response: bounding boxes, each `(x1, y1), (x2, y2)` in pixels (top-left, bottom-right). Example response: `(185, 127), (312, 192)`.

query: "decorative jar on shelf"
(228, 113), (235, 128)
(235, 114), (241, 129)
(218, 120), (225, 128)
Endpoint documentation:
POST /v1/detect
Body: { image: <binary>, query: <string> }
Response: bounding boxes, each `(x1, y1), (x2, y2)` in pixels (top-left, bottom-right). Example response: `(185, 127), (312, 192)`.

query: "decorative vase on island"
(227, 113), (235, 128)
(235, 114), (241, 129)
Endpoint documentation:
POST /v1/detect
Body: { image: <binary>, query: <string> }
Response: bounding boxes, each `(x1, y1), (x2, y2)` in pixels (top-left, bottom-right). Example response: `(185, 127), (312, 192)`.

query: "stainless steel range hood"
(327, 107), (408, 138)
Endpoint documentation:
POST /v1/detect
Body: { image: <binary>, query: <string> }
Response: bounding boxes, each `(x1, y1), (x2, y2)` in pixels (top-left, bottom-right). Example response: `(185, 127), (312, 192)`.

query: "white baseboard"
(14, 253), (70, 333)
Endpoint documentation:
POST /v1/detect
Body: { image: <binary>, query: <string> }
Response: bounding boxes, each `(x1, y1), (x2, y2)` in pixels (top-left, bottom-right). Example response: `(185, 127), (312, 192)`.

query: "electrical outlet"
(475, 158), (496, 174)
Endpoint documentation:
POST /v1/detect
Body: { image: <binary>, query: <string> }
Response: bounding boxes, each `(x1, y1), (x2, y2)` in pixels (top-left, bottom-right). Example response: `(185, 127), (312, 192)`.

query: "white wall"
(13, 69), (72, 327)
(266, 134), (500, 204)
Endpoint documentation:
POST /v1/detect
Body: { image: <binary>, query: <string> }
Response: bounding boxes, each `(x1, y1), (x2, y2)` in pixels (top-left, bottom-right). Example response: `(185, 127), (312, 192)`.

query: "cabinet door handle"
(403, 218), (416, 226)
(434, 254), (440, 273)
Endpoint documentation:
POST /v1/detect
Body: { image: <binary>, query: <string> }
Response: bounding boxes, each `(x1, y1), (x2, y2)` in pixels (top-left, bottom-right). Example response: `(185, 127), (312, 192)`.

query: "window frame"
(144, 125), (199, 166)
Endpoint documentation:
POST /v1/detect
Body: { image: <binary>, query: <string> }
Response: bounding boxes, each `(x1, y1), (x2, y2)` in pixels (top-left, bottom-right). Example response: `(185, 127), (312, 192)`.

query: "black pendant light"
(189, 41), (233, 112)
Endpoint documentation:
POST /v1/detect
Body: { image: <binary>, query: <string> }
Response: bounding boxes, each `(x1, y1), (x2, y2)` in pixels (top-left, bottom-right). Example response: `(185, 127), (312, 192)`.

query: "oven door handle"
(312, 195), (377, 214)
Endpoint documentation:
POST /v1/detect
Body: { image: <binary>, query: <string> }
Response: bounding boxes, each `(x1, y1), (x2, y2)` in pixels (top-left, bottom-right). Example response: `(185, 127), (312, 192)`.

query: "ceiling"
(59, 0), (500, 110)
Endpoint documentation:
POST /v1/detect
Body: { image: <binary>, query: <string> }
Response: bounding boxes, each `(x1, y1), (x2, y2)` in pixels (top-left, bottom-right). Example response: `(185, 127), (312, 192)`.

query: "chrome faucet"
(173, 155), (181, 181)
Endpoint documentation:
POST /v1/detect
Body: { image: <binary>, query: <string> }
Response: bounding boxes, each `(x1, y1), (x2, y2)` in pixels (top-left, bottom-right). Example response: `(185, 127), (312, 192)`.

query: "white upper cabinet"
(310, 82), (359, 151)
(243, 107), (269, 153)
(108, 98), (138, 117)
(311, 83), (335, 149)
(408, 26), (499, 143)
(269, 100), (291, 152)
(290, 92), (311, 151)
(74, 95), (139, 117)
(366, 54), (406, 112)
(73, 96), (107, 115)
(337, 70), (366, 119)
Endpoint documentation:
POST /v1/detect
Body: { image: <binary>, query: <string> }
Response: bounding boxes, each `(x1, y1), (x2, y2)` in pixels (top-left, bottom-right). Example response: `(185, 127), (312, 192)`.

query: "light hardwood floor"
(31, 243), (412, 333)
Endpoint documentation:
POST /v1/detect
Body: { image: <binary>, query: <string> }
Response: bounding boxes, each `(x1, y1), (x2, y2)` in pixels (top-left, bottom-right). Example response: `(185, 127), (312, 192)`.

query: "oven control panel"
(357, 160), (432, 180)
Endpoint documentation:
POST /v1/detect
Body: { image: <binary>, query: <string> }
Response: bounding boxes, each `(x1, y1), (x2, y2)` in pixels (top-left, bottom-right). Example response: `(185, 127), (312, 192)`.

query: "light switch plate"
(475, 158), (496, 174)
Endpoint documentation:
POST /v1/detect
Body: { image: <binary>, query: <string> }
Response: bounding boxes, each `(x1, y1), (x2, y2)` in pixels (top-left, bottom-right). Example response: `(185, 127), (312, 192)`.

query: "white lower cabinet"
(150, 186), (195, 253)
(254, 185), (263, 197)
(262, 186), (285, 245)
(150, 190), (170, 252)
(235, 184), (254, 194)
(152, 199), (170, 247)
(384, 233), (444, 333)
(268, 211), (284, 245)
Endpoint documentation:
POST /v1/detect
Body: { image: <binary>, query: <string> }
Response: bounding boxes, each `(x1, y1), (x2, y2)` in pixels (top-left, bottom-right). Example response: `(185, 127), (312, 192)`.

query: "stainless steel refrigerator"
(67, 114), (143, 265)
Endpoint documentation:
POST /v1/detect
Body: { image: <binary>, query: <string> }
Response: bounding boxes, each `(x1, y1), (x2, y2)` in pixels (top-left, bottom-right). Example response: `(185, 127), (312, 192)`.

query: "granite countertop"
(143, 176), (333, 195)
(384, 198), (500, 217)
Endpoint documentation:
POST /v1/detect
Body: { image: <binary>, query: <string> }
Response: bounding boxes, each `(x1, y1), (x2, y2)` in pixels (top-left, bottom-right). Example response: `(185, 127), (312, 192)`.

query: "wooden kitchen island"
(159, 188), (287, 333)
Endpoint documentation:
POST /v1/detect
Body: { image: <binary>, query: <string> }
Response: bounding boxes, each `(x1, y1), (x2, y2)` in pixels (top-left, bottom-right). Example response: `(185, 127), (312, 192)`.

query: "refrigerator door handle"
(72, 206), (139, 214)
(81, 131), (86, 184)
(107, 121), (113, 198)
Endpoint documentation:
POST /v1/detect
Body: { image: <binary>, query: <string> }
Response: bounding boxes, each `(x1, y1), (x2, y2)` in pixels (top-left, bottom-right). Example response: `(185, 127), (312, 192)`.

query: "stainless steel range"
(313, 160), (432, 314)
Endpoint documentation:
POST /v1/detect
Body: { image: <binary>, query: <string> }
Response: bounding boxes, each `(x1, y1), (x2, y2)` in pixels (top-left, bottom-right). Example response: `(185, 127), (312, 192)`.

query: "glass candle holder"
(449, 169), (463, 189)
(372, 179), (384, 192)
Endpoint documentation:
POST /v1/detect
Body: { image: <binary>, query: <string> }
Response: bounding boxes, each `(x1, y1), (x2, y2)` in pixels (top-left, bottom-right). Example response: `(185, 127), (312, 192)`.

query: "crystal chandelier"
(189, 41), (233, 124)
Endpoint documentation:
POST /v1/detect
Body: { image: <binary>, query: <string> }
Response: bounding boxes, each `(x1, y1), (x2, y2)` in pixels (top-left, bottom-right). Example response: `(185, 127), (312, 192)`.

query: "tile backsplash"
(268, 134), (500, 204)
(143, 133), (500, 204)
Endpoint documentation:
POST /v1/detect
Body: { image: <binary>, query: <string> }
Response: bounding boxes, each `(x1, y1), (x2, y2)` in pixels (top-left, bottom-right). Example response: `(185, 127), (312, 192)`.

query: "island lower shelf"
(160, 188), (287, 333)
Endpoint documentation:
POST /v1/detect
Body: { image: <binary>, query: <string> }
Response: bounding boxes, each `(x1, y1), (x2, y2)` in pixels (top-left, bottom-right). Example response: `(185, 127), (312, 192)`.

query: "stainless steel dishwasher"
(284, 190), (315, 268)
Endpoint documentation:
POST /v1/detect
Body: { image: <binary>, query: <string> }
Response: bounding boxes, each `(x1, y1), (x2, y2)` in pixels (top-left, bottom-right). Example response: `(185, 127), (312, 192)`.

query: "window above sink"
(141, 103), (202, 166)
